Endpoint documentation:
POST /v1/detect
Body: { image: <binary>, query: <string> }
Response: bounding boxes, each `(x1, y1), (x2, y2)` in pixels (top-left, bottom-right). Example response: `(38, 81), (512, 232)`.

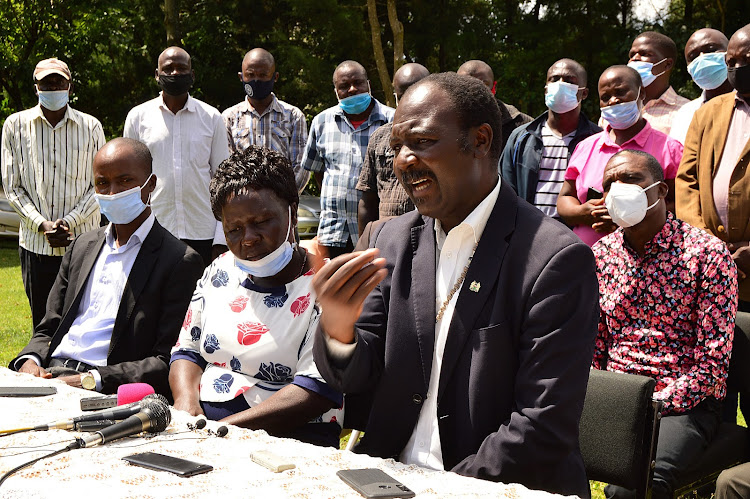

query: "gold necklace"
(435, 242), (478, 323)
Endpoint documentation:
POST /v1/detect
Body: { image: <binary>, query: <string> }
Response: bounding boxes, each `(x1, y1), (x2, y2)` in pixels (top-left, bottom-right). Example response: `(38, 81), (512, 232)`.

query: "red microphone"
(80, 383), (155, 411)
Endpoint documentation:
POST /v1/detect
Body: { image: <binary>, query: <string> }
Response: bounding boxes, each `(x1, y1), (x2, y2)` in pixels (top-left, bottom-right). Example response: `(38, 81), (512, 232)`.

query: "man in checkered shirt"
(301, 60), (394, 258)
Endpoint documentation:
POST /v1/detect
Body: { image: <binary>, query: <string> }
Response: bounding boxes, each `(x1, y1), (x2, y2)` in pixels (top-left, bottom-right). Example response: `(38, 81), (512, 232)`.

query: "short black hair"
(209, 146), (298, 221)
(636, 31), (678, 61)
(404, 72), (503, 163)
(610, 149), (664, 182)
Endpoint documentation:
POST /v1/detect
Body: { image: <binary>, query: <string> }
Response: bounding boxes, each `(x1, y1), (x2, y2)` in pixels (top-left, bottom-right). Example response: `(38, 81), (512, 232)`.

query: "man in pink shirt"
(557, 65), (683, 246)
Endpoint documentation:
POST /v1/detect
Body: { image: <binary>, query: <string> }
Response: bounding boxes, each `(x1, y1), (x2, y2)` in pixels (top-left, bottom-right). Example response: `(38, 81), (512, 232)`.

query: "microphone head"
(141, 393), (169, 406)
(195, 418), (207, 429)
(116, 383), (155, 405)
(141, 399), (171, 433)
(215, 426), (228, 437)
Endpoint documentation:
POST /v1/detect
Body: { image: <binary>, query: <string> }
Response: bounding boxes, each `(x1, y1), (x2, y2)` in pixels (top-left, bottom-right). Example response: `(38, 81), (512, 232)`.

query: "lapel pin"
(469, 281), (481, 293)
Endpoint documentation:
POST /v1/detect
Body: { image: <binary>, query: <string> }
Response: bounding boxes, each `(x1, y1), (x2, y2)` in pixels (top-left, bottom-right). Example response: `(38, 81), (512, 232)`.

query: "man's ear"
(658, 180), (669, 199)
(580, 87), (589, 101)
(290, 202), (298, 240)
(154, 68), (160, 82)
(473, 123), (493, 158)
(238, 71), (243, 82)
(273, 72), (279, 83)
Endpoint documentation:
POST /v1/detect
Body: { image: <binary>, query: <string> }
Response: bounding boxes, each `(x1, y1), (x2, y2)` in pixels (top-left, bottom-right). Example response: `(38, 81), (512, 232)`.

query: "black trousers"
(181, 239), (212, 267)
(605, 398), (722, 499)
(18, 247), (63, 330)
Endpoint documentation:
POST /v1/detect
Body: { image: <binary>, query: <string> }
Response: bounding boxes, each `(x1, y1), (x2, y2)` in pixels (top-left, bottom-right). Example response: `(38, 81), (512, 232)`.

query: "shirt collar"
(334, 98), (391, 127)
(434, 177), (502, 247)
(656, 86), (680, 106)
(104, 212), (156, 250)
(603, 120), (652, 148)
(158, 92), (195, 113)
(735, 91), (750, 111)
(33, 104), (80, 127)
(620, 211), (676, 256)
(241, 94), (281, 116)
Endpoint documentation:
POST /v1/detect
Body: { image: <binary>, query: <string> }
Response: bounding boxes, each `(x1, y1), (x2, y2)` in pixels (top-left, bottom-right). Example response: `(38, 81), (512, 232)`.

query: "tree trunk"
(164, 0), (180, 46)
(366, 0), (394, 107)
(387, 0), (404, 73)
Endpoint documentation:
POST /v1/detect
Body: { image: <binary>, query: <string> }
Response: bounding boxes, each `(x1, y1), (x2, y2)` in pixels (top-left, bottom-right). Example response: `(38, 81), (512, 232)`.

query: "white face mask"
(36, 87), (69, 111)
(95, 173), (153, 224)
(234, 206), (297, 278)
(605, 181), (661, 228)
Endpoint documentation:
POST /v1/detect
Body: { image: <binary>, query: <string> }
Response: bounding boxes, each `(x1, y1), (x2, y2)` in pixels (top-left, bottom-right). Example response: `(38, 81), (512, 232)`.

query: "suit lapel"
(75, 231), (106, 298)
(410, 220), (437, 391)
(108, 222), (163, 356)
(437, 182), (517, 400)
(712, 97), (736, 175)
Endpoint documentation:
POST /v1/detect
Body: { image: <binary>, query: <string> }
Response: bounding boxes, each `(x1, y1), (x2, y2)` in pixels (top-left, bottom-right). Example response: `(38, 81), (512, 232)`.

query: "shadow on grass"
(0, 238), (20, 269)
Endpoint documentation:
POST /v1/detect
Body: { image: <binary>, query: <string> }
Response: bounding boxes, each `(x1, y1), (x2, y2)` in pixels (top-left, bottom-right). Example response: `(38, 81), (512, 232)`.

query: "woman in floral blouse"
(169, 146), (342, 447)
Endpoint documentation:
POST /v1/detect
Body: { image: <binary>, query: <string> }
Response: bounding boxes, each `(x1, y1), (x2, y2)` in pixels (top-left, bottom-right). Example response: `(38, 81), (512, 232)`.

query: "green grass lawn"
(0, 238), (743, 498)
(0, 239), (32, 367)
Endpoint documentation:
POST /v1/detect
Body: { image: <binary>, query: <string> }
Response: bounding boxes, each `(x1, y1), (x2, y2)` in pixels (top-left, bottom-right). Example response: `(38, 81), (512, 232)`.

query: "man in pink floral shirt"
(592, 150), (737, 499)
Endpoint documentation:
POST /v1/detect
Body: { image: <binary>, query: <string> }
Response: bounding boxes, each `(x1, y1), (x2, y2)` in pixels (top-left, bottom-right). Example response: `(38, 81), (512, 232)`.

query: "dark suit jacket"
(314, 181), (599, 497)
(11, 220), (204, 396)
(676, 91), (750, 300)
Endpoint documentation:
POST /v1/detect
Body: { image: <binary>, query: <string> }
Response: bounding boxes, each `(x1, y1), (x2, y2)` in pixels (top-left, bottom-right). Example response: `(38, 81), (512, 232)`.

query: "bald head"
(727, 24), (750, 96)
(600, 65), (642, 90)
(457, 60), (494, 89)
(728, 23), (750, 48)
(243, 48), (275, 70)
(158, 46), (191, 70)
(547, 58), (588, 87)
(392, 63), (430, 100)
(95, 138), (152, 176)
(685, 28), (729, 64)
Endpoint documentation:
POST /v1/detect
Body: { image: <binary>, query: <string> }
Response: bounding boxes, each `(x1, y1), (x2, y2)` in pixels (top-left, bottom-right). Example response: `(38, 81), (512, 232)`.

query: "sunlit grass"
(0, 239), (32, 367)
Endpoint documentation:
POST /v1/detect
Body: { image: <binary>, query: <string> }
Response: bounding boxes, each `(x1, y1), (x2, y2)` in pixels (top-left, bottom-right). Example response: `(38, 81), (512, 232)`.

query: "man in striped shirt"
(222, 48), (309, 193)
(1, 58), (105, 328)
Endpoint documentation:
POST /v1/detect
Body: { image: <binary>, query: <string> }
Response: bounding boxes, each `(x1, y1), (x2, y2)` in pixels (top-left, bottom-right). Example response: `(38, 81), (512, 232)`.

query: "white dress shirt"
(124, 94), (229, 241)
(668, 91), (707, 145)
(399, 178), (501, 470)
(49, 214), (155, 389)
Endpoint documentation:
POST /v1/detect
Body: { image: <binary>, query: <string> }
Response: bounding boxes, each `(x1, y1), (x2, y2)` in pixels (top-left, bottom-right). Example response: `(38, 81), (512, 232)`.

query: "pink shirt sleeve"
(663, 138), (683, 180)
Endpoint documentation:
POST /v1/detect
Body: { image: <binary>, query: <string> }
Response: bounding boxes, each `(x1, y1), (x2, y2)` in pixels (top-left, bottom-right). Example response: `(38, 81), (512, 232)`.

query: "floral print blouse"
(592, 213), (738, 414)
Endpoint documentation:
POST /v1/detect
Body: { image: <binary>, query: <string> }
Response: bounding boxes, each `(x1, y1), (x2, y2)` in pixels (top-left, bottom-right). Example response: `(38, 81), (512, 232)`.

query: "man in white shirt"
(311, 73), (598, 497)
(670, 28), (734, 144)
(124, 46), (230, 266)
(10, 138), (204, 396)
(1, 58), (105, 328)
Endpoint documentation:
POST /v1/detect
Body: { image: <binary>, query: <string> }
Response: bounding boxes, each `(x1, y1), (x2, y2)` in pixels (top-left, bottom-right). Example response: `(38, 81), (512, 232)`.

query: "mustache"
(399, 170), (436, 185)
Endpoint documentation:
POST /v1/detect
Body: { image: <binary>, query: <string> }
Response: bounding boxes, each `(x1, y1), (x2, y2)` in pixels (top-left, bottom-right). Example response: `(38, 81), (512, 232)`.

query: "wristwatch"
(80, 371), (96, 390)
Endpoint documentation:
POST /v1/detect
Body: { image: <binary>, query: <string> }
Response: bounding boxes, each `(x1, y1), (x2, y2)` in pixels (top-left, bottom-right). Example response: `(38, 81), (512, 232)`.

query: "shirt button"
(446, 251), (452, 258)
(718, 225), (726, 233)
(412, 394), (423, 405)
(419, 441), (425, 448)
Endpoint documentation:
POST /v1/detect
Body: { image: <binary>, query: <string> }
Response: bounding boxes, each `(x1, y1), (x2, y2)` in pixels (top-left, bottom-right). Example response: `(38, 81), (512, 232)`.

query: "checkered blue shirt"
(302, 100), (394, 247)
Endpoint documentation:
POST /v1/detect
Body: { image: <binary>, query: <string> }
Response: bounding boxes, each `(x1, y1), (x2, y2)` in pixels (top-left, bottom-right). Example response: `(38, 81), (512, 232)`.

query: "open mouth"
(411, 178), (432, 193)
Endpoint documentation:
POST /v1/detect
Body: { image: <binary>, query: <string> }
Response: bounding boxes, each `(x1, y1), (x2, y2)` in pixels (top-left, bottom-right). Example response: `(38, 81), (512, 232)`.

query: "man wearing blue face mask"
(670, 28), (734, 144)
(301, 60), (394, 258)
(598, 32), (690, 135)
(593, 150), (737, 499)
(1, 58), (105, 329)
(500, 59), (601, 220)
(9, 138), (204, 396)
(223, 48), (309, 194)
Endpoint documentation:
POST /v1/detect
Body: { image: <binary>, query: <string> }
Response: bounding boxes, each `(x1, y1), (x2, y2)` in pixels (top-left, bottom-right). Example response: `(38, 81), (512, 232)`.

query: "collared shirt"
(301, 100), (394, 247)
(669, 92), (707, 145)
(564, 121), (683, 245)
(399, 178), (502, 470)
(222, 94), (310, 193)
(355, 122), (415, 218)
(1, 105), (104, 256)
(592, 213), (737, 414)
(124, 93), (230, 240)
(598, 86), (690, 136)
(50, 213), (155, 390)
(533, 123), (574, 217)
(712, 94), (750, 226)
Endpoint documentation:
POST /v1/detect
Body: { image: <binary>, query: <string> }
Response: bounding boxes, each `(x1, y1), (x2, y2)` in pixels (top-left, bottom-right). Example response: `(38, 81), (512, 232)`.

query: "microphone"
(34, 393), (169, 431)
(76, 399), (171, 448)
(80, 383), (155, 411)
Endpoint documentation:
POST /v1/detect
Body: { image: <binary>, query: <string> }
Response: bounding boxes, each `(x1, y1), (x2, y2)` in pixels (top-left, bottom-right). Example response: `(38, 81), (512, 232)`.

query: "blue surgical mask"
(687, 52), (728, 90)
(95, 173), (153, 224)
(545, 81), (581, 114)
(235, 206), (297, 278)
(337, 82), (373, 115)
(36, 88), (69, 111)
(627, 59), (666, 87)
(600, 89), (643, 130)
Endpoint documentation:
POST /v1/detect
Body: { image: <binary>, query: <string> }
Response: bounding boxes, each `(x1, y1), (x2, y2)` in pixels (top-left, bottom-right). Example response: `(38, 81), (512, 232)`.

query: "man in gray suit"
(312, 73), (599, 497)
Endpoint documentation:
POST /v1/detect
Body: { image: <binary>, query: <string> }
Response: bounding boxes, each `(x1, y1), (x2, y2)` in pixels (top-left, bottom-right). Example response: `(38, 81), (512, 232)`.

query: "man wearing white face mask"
(592, 149), (737, 499)
(1, 58), (105, 329)
(9, 138), (204, 396)
(558, 65), (683, 246)
(622, 31), (690, 135)
(500, 59), (600, 220)
(670, 28), (734, 145)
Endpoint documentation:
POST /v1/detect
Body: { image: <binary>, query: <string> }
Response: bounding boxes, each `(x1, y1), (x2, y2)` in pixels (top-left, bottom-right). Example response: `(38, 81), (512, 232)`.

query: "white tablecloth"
(0, 368), (571, 498)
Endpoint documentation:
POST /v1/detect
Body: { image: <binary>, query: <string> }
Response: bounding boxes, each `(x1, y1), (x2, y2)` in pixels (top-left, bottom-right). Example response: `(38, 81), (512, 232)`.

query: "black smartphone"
(122, 452), (213, 477)
(0, 386), (57, 397)
(587, 187), (603, 201)
(337, 469), (415, 498)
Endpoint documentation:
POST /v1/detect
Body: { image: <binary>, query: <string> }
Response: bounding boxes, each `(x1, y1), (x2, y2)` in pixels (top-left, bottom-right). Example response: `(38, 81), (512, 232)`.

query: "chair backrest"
(728, 311), (750, 393)
(579, 369), (662, 499)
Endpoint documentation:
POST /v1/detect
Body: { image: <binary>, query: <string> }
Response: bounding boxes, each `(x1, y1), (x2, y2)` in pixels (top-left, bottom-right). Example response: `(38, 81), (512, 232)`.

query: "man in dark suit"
(10, 138), (204, 396)
(312, 73), (599, 497)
